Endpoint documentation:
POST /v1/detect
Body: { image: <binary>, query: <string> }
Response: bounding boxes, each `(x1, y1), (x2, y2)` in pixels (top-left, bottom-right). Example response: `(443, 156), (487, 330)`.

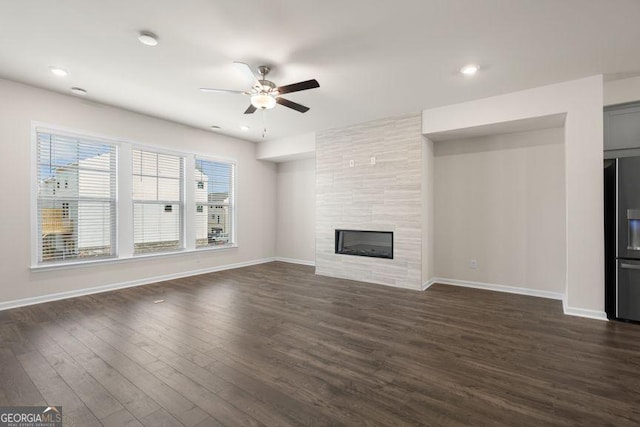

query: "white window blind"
(194, 158), (235, 247)
(36, 131), (117, 264)
(132, 149), (184, 253)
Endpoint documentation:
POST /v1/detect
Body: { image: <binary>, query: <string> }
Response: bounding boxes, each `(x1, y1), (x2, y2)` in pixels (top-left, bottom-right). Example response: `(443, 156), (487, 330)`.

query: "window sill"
(30, 243), (239, 272)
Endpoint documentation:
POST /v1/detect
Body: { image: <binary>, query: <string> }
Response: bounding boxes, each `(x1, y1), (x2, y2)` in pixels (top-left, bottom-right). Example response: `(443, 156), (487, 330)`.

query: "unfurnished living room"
(1, 1), (640, 426)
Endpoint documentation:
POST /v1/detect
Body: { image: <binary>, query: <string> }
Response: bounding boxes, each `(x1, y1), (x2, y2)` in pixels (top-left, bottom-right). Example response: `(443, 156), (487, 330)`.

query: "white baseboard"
(562, 299), (608, 321)
(275, 257), (315, 267)
(421, 279), (435, 291)
(0, 257), (276, 312)
(429, 277), (608, 321)
(430, 277), (565, 301)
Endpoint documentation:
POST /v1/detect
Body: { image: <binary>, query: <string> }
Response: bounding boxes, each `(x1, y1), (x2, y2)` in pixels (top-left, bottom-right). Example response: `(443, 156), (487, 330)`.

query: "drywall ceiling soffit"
(425, 113), (567, 142)
(0, 0), (639, 142)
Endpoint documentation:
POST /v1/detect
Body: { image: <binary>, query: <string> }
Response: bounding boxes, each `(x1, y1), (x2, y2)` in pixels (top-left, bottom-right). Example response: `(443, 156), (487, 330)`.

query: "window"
(194, 158), (235, 247)
(132, 149), (183, 254)
(36, 131), (116, 264)
(33, 126), (238, 268)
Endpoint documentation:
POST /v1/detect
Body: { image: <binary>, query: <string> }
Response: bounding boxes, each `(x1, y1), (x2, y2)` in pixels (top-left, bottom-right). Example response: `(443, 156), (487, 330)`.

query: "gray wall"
(0, 78), (277, 304)
(434, 128), (566, 293)
(276, 158), (316, 263)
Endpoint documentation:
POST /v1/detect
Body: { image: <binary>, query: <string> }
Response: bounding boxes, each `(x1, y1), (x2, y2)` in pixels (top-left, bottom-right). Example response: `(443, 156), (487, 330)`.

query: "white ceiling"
(1, 0), (639, 143)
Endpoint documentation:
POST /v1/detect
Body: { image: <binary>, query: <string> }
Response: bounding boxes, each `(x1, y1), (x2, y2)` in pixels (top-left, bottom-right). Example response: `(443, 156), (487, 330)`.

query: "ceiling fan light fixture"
(250, 93), (276, 110)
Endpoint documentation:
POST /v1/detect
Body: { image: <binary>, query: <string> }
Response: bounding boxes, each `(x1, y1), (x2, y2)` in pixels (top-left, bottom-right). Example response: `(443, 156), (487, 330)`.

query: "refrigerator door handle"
(620, 262), (640, 270)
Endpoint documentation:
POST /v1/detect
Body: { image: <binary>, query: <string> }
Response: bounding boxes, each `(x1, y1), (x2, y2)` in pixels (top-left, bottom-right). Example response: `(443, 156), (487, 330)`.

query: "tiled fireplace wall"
(315, 113), (423, 289)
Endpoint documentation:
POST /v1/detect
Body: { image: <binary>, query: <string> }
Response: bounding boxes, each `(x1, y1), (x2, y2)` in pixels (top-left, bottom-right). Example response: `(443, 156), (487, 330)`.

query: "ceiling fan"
(200, 62), (320, 114)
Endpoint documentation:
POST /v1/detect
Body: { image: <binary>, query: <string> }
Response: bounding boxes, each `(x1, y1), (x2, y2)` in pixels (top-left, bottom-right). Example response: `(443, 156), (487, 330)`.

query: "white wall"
(276, 159), (316, 263)
(0, 78), (276, 304)
(256, 132), (316, 162)
(434, 128), (566, 294)
(421, 137), (434, 285)
(423, 75), (604, 317)
(604, 76), (640, 106)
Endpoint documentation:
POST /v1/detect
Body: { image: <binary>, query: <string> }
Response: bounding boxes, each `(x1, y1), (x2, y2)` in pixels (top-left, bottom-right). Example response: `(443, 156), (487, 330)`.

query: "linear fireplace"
(335, 229), (393, 259)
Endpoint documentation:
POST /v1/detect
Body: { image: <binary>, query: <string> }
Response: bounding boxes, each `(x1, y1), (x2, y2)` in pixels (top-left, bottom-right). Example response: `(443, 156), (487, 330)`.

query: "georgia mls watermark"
(0, 406), (62, 427)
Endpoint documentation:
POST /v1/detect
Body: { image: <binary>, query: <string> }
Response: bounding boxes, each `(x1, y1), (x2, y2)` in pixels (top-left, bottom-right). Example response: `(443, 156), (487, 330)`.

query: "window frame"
(193, 155), (237, 250)
(32, 125), (120, 267)
(31, 123), (239, 271)
(131, 146), (185, 255)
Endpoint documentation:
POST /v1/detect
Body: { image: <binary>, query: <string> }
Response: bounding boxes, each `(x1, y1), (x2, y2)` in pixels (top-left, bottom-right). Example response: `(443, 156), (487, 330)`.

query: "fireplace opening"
(335, 229), (393, 259)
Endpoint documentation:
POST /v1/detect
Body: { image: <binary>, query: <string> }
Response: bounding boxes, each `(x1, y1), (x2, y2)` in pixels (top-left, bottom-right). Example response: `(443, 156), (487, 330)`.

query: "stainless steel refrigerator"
(604, 156), (640, 321)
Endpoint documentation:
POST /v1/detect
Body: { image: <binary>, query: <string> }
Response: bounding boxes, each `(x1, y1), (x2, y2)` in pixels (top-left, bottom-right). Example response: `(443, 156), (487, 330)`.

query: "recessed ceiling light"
(71, 87), (87, 95)
(210, 125), (221, 130)
(138, 31), (158, 46)
(50, 67), (68, 77)
(240, 125), (250, 131)
(460, 64), (479, 76)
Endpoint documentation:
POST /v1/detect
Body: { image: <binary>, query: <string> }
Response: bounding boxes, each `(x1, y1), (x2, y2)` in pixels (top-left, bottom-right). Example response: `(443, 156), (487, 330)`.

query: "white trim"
(562, 298), (608, 321)
(2, 257), (276, 312)
(185, 155), (197, 251)
(431, 277), (565, 301)
(30, 124), (39, 267)
(194, 155), (237, 246)
(421, 279), (435, 291)
(275, 257), (315, 266)
(30, 121), (241, 269)
(31, 244), (239, 272)
(431, 277), (608, 321)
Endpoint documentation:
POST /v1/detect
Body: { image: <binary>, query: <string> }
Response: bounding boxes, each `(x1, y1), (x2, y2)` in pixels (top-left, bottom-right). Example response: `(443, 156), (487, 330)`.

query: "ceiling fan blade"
(233, 61), (261, 89)
(276, 79), (320, 95)
(200, 88), (248, 95)
(276, 97), (310, 113)
(244, 104), (257, 114)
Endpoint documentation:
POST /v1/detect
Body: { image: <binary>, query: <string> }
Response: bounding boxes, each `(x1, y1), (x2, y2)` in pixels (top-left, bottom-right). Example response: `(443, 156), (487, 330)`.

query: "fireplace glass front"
(335, 229), (393, 259)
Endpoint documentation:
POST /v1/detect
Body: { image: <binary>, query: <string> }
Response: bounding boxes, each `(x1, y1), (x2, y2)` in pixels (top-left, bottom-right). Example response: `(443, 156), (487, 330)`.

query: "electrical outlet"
(470, 259), (478, 269)
(370, 156), (376, 165)
(349, 159), (355, 167)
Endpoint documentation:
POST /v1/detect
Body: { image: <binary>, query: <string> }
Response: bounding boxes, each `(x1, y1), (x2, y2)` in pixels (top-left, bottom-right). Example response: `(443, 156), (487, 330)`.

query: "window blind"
(132, 149), (183, 253)
(194, 158), (235, 247)
(36, 132), (117, 264)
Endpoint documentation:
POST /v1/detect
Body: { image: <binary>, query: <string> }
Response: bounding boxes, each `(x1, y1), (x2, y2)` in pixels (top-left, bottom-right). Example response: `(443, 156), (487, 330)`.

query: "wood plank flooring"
(1, 261), (640, 426)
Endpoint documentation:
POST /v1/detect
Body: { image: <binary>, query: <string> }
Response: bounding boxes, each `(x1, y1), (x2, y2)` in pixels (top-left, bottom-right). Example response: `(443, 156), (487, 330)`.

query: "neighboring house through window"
(195, 158), (235, 247)
(132, 149), (184, 254)
(34, 127), (235, 267)
(36, 131), (116, 264)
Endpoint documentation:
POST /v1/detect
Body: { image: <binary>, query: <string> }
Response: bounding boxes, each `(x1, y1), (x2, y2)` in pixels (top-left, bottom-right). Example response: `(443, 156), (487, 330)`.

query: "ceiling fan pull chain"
(262, 109), (267, 138)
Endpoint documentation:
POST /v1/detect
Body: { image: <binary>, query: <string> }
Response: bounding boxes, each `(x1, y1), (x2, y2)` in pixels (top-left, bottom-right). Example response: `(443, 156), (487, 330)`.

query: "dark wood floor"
(1, 262), (640, 426)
